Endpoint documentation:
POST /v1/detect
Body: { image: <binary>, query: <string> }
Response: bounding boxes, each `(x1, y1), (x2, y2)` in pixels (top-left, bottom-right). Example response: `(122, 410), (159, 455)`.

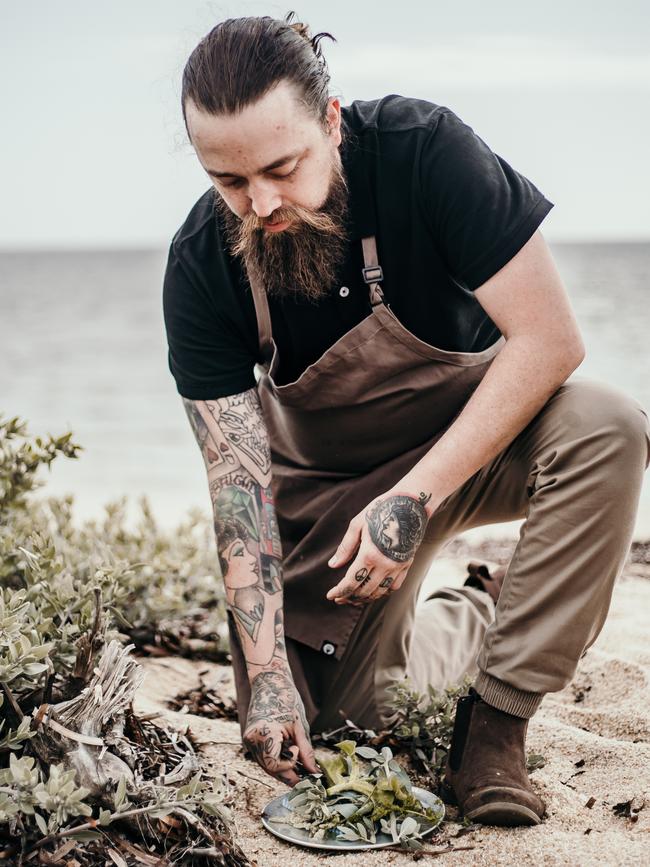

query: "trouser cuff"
(473, 672), (543, 719)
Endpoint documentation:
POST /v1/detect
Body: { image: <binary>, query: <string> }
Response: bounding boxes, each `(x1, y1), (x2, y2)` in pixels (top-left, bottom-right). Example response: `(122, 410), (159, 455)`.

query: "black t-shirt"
(163, 95), (554, 400)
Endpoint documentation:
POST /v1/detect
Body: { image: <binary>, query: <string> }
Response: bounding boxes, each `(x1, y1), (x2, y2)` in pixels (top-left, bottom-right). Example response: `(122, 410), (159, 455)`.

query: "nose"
(248, 180), (282, 219)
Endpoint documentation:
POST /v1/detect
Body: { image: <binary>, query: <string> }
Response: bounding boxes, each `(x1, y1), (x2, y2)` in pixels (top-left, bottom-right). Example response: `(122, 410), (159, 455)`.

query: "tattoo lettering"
(209, 471), (256, 499)
(366, 495), (428, 563)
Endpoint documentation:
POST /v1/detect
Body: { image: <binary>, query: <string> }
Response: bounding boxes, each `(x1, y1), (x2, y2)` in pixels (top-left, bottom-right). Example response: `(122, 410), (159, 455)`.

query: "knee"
(559, 379), (650, 469)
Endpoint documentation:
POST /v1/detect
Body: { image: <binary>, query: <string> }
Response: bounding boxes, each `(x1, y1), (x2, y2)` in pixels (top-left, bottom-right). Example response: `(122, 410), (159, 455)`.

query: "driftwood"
(17, 639), (250, 866)
(33, 640), (144, 796)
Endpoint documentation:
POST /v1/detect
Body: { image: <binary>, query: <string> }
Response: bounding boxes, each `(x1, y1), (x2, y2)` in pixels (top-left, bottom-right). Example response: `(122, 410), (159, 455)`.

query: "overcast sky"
(2, 0), (649, 248)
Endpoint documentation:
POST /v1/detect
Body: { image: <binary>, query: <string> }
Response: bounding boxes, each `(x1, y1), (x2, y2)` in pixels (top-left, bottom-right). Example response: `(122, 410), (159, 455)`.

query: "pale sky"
(2, 0), (649, 248)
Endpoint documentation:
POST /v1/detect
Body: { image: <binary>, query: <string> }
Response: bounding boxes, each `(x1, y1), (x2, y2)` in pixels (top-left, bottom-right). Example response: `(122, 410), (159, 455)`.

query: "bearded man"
(163, 14), (650, 826)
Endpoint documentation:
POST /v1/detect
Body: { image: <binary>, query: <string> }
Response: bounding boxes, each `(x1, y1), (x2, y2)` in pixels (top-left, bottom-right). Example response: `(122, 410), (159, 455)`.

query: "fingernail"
(328, 555), (337, 567)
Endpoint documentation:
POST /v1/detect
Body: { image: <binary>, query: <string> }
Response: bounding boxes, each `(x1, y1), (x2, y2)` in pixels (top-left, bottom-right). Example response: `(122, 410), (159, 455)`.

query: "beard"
(214, 154), (350, 303)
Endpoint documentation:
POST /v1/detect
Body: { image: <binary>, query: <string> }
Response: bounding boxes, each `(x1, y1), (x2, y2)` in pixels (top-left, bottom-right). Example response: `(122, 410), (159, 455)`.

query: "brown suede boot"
(442, 688), (546, 826)
(464, 561), (507, 605)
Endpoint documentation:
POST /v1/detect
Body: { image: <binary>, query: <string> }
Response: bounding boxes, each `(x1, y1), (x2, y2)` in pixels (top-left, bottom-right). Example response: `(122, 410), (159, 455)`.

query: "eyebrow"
(206, 150), (303, 180)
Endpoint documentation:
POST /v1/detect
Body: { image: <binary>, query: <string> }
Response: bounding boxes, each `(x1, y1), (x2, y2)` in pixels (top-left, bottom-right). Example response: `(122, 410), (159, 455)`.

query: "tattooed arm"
(182, 388), (318, 786)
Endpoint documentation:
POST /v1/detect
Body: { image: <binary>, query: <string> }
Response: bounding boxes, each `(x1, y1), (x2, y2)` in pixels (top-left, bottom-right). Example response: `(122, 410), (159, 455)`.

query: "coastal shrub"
(0, 415), (247, 865)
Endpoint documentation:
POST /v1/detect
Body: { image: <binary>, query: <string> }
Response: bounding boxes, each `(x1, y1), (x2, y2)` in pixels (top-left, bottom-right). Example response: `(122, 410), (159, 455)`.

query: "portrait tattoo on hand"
(366, 494), (429, 562)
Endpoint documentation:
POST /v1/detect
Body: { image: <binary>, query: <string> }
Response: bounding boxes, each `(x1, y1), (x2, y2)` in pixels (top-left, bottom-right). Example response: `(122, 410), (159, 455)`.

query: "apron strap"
(361, 236), (386, 307)
(248, 235), (385, 362)
(247, 270), (274, 365)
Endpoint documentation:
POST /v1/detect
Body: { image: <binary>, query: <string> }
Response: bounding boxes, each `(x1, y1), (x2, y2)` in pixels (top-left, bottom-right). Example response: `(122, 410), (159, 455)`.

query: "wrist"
(385, 478), (442, 519)
(247, 655), (293, 686)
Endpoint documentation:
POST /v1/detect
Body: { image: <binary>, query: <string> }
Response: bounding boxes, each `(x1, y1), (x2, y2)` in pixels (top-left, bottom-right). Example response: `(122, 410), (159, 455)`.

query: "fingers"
(244, 725), (301, 786)
(328, 516), (363, 569)
(367, 571), (406, 601)
(327, 554), (409, 605)
(329, 562), (374, 603)
(293, 724), (319, 775)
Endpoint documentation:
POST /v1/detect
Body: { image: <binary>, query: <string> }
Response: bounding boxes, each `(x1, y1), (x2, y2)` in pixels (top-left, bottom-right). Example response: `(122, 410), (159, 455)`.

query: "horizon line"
(1, 236), (650, 255)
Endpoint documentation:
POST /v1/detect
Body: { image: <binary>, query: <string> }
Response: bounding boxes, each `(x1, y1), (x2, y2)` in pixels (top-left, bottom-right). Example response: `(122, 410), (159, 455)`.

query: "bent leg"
(330, 540), (496, 731)
(433, 377), (650, 717)
(406, 586), (494, 697)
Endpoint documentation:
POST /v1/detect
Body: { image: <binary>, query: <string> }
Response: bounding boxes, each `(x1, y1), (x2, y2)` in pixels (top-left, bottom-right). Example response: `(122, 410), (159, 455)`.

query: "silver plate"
(261, 785), (445, 851)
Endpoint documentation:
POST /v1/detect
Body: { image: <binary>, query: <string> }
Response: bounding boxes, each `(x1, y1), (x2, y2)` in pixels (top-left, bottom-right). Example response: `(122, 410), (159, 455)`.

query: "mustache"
(214, 155), (350, 303)
(229, 202), (348, 257)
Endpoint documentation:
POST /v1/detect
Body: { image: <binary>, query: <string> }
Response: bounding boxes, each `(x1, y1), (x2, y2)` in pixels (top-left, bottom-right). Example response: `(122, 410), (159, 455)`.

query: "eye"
(220, 178), (245, 190)
(269, 162), (300, 181)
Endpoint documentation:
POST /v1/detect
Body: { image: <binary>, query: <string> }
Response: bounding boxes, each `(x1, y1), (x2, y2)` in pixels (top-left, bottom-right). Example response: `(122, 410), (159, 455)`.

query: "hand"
(326, 489), (432, 606)
(242, 668), (319, 786)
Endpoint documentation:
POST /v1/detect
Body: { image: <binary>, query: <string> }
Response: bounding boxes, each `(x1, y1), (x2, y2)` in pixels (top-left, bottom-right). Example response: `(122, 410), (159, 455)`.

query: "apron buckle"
(362, 265), (385, 307)
(362, 265), (384, 285)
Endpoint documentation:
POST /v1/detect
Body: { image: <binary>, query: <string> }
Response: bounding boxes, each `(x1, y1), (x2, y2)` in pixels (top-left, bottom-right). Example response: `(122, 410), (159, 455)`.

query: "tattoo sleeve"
(183, 388), (288, 680)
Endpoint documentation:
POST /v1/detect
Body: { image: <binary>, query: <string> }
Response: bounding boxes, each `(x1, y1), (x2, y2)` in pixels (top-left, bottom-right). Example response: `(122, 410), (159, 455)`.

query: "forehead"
(186, 80), (318, 174)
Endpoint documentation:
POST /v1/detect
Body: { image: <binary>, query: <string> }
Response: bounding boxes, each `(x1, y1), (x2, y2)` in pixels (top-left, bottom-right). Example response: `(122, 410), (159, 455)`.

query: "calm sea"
(1, 242), (649, 538)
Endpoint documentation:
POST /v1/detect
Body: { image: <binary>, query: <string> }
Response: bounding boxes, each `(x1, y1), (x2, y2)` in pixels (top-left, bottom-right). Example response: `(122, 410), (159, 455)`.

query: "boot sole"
(466, 802), (542, 826)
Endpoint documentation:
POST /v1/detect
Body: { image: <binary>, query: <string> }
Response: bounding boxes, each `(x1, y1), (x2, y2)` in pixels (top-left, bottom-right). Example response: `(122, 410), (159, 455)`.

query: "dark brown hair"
(181, 12), (336, 133)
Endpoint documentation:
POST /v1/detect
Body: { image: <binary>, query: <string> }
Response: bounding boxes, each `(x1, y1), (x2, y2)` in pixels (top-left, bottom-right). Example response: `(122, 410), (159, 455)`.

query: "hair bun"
(284, 11), (333, 61)
(288, 20), (311, 41)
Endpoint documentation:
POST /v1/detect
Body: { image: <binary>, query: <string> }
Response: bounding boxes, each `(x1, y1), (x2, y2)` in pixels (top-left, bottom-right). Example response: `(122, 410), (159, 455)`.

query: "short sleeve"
(162, 242), (257, 400)
(419, 108), (554, 290)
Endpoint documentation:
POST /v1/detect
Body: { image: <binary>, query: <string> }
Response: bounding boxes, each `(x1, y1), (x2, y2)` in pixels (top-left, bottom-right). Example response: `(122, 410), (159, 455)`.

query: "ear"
(326, 97), (342, 146)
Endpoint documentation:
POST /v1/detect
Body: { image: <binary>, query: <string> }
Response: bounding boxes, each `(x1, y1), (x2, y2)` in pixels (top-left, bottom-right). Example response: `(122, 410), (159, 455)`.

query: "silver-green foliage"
(273, 740), (444, 850)
(0, 414), (228, 709)
(0, 415), (243, 859)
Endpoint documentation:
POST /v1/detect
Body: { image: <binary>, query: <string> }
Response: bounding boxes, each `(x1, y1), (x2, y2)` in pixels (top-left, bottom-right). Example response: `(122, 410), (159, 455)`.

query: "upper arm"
(419, 107), (555, 292)
(473, 229), (585, 361)
(183, 387), (272, 490)
(163, 241), (258, 400)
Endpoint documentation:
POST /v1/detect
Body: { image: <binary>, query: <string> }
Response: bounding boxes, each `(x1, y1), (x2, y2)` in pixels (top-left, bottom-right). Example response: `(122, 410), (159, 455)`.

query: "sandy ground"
(133, 547), (650, 867)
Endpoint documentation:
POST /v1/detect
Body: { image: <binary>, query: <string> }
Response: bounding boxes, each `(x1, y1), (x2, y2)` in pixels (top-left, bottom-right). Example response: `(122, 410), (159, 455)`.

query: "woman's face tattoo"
(366, 495), (429, 562)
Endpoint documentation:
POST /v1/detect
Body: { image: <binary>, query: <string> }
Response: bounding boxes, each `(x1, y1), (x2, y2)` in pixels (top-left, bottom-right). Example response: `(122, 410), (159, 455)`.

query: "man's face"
(186, 79), (342, 223)
(185, 80), (350, 301)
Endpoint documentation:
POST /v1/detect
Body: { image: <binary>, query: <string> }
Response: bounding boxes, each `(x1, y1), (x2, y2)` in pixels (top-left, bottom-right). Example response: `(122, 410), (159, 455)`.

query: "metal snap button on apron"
(339, 286), (350, 298)
(321, 641), (337, 656)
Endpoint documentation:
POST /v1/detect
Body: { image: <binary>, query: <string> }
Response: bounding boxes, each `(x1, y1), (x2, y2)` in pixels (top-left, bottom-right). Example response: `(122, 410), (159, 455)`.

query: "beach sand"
(133, 541), (649, 866)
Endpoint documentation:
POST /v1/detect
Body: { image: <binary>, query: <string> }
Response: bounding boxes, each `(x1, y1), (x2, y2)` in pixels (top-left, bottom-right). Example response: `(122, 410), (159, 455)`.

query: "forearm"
(182, 390), (291, 682)
(401, 336), (584, 511)
(216, 480), (289, 680)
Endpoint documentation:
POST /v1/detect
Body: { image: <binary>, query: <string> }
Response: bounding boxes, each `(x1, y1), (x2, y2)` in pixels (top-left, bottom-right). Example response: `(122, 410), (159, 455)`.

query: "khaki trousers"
(230, 377), (649, 735)
(303, 376), (650, 729)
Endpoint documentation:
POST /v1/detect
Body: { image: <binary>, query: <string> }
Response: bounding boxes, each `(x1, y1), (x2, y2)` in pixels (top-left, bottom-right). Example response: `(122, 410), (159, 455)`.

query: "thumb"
(328, 519), (362, 568)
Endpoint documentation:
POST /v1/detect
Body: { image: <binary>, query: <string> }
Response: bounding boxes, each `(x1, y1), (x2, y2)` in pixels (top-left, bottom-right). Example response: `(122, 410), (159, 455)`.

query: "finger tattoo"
(354, 567), (372, 585)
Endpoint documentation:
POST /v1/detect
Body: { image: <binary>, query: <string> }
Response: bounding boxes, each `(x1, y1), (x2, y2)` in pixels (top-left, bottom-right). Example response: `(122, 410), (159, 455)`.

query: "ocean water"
(1, 242), (649, 539)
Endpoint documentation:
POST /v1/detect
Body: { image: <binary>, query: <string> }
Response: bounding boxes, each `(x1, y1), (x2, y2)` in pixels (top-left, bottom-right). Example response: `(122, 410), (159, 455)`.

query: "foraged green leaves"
(272, 740), (444, 848)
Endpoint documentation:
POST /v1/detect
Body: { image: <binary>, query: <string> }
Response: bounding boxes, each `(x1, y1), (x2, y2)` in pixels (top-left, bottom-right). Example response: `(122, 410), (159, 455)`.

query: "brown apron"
(228, 235), (504, 731)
